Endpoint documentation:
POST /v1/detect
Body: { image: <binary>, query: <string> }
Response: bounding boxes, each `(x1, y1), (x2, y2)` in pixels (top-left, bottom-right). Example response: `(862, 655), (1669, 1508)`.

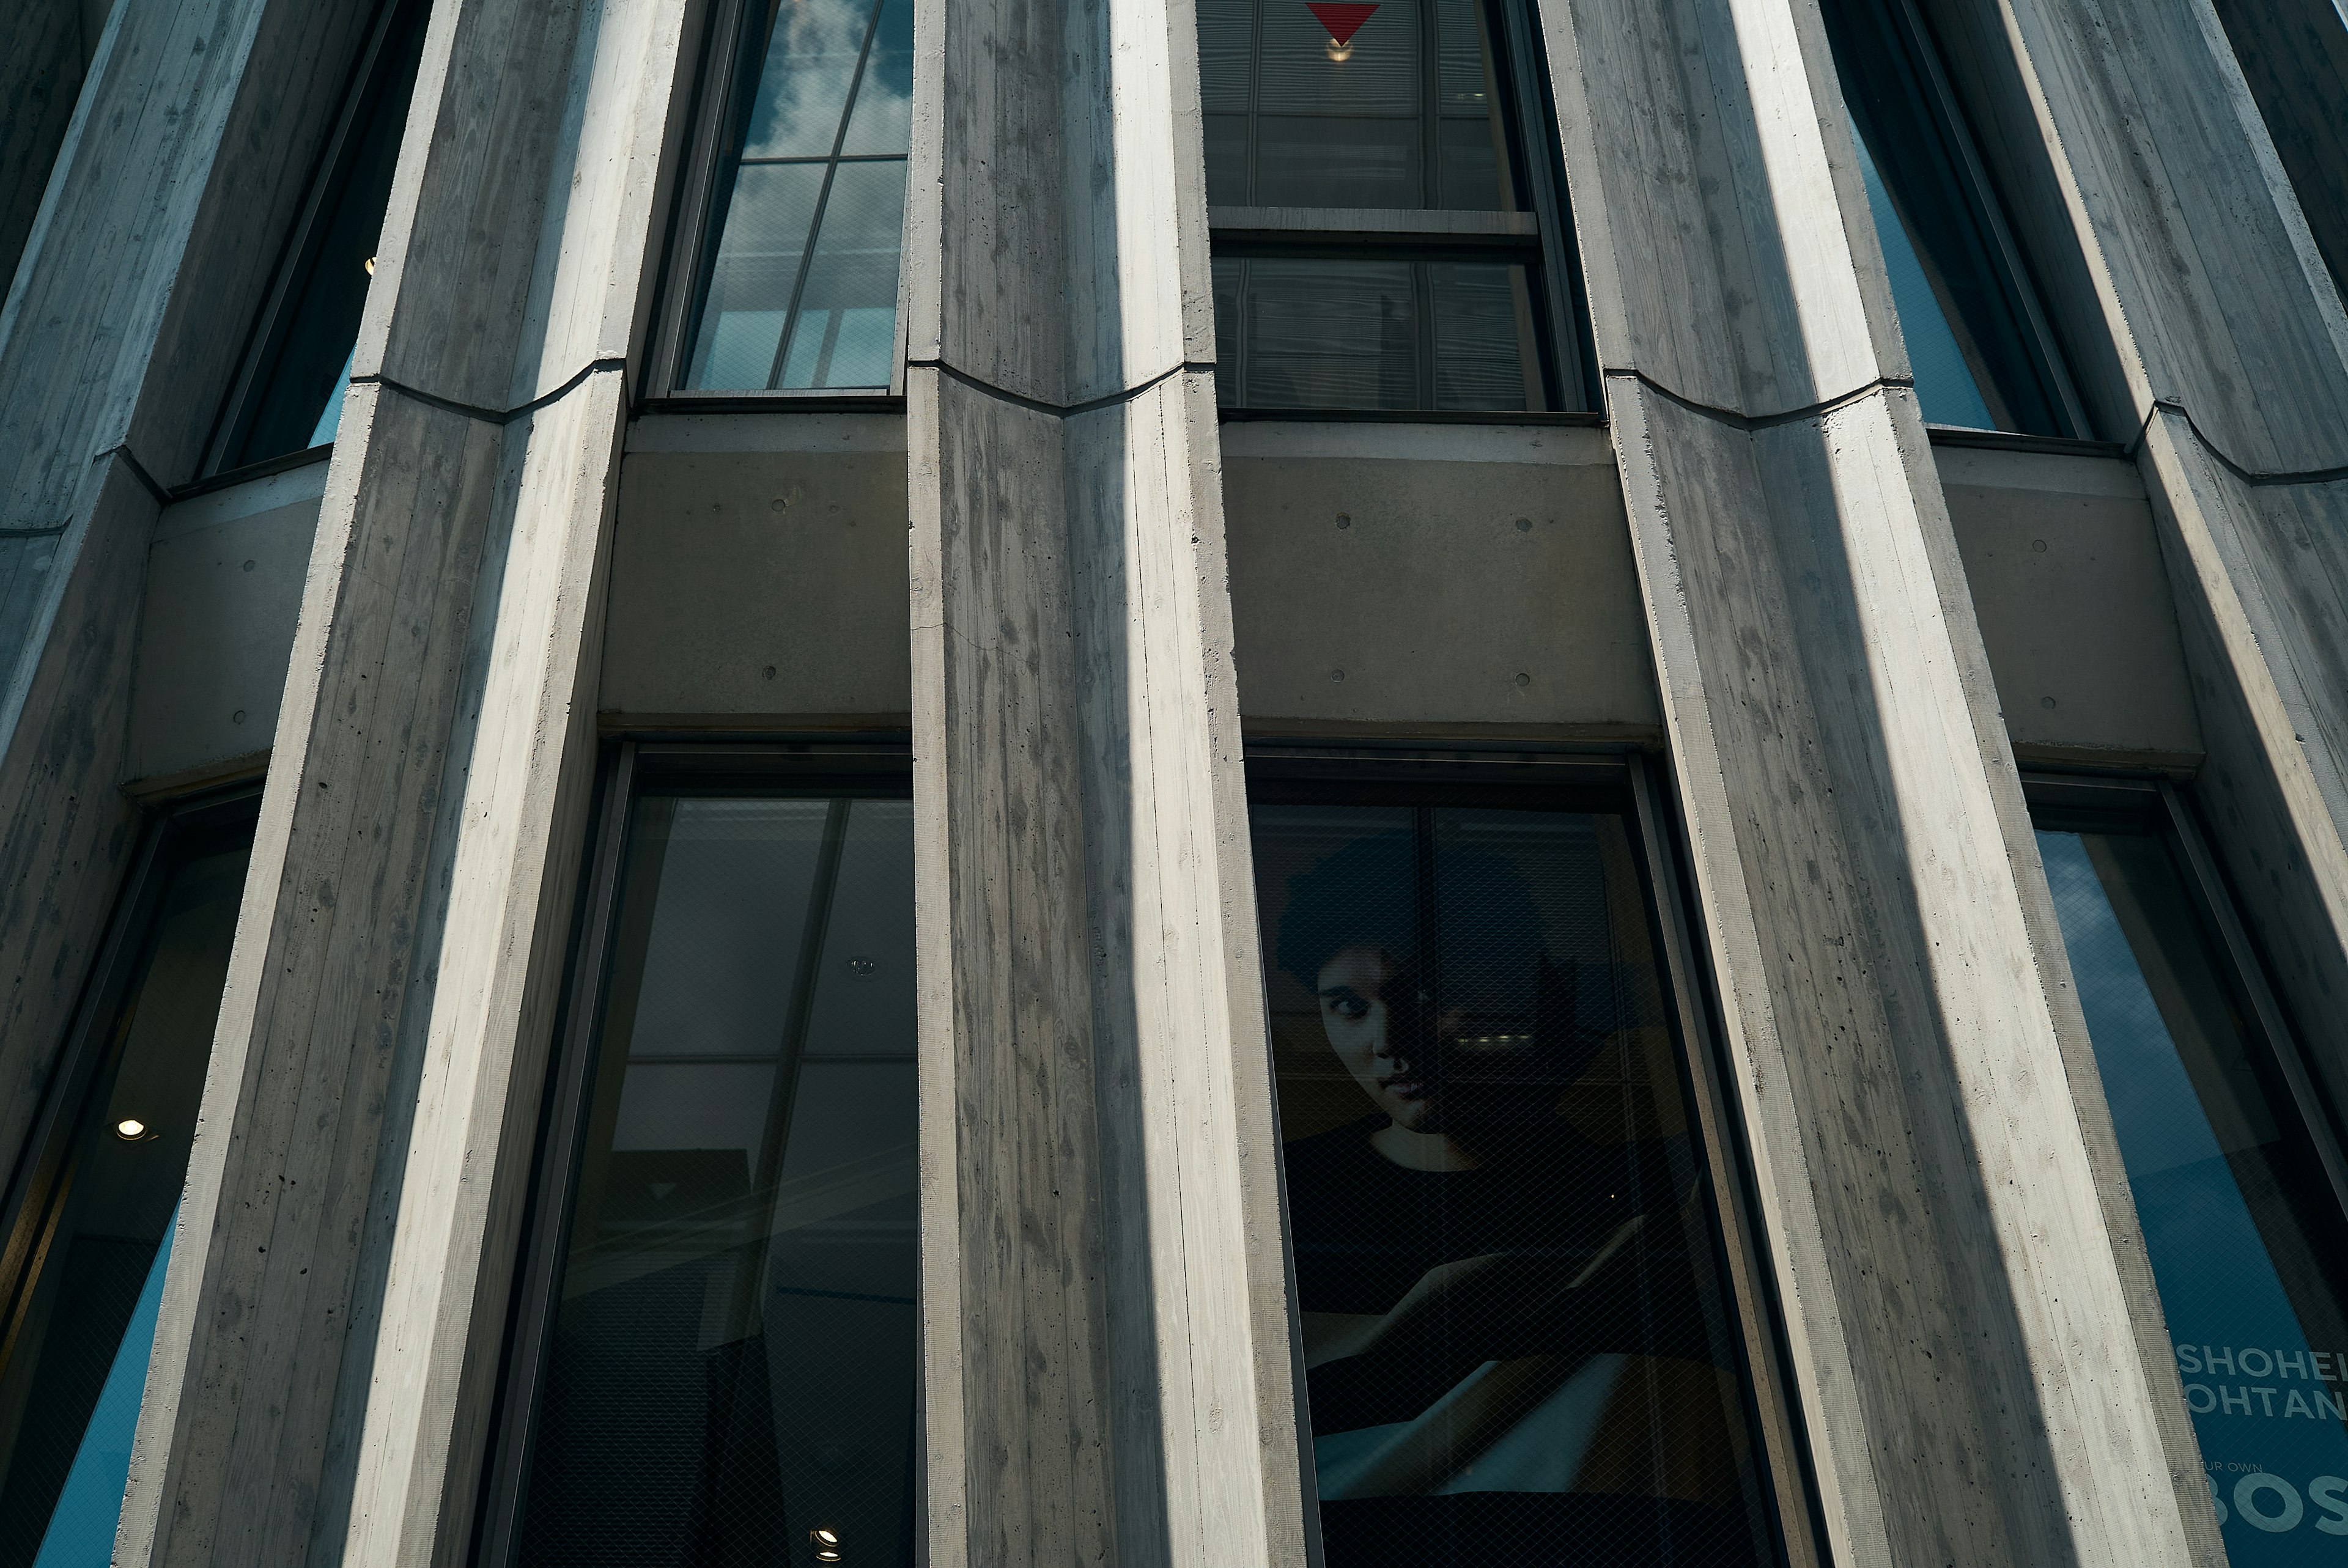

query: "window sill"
(1924, 423), (2127, 460)
(1218, 406), (1603, 426)
(178, 442), (334, 502)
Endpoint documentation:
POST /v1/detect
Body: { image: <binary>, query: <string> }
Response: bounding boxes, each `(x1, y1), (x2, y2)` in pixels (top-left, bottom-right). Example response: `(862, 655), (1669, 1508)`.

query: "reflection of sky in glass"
(31, 1216), (175, 1568)
(2040, 831), (2348, 1561)
(1851, 128), (1995, 431)
(687, 0), (911, 391)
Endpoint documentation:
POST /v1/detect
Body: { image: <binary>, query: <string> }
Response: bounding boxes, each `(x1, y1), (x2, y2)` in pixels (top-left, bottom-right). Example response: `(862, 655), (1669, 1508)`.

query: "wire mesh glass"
(2040, 826), (2348, 1560)
(1252, 801), (1781, 1566)
(515, 793), (918, 1568)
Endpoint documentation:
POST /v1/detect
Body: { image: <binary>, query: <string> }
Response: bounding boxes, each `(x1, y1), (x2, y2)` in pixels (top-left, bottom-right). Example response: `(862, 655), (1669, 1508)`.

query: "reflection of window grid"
(684, 0), (908, 392)
(1201, 0), (1583, 411)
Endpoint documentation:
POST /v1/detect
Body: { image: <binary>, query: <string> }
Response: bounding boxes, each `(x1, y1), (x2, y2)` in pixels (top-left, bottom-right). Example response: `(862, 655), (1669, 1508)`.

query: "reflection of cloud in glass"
(2037, 830), (2223, 1179)
(744, 0), (872, 158)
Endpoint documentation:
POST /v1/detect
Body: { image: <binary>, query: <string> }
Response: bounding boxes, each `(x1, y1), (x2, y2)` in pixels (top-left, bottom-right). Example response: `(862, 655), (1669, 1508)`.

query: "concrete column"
(0, 0), (377, 1256)
(904, 0), (1309, 1562)
(1537, 0), (2204, 1560)
(1987, 0), (2348, 1138)
(113, 1), (692, 1564)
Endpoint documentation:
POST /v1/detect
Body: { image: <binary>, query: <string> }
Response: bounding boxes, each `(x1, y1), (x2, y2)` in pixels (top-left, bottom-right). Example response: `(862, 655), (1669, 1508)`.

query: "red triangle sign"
(1305, 2), (1378, 45)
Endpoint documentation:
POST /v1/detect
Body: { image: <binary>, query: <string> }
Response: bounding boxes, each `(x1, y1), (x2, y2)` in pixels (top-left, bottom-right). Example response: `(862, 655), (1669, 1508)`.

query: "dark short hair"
(1275, 830), (1546, 1016)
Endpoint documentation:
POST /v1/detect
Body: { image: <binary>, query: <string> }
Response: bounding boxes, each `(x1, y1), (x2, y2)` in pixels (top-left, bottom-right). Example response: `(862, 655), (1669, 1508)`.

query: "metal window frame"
(1206, 0), (1593, 414)
(646, 0), (911, 405)
(2022, 770), (2348, 1229)
(471, 737), (915, 1568)
(1239, 740), (1826, 1568)
(0, 783), (262, 1407)
(199, 0), (424, 479)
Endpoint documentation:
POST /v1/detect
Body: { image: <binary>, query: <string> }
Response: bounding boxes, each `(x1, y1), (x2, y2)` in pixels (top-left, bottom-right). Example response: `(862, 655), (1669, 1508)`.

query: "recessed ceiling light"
(115, 1118), (147, 1141)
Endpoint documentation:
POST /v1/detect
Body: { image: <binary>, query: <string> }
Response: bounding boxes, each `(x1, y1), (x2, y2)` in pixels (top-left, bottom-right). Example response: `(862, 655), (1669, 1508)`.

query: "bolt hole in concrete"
(1337, 513), (1351, 529)
(763, 666), (778, 680)
(2031, 539), (2048, 553)
(232, 710), (246, 724)
(2041, 696), (2057, 709)
(1332, 669), (1346, 683)
(1515, 672), (1531, 686)
(1515, 517), (1532, 532)
(242, 559), (256, 571)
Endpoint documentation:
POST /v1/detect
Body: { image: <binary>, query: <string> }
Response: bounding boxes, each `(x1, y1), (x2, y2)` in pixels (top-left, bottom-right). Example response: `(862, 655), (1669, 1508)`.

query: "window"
(205, 0), (429, 473)
(665, 0), (913, 396)
(2, 1), (117, 298)
(2031, 776), (2348, 1558)
(1199, 0), (1592, 413)
(1249, 756), (1793, 1566)
(0, 794), (255, 1568)
(483, 749), (917, 1568)
(1815, 0), (2083, 437)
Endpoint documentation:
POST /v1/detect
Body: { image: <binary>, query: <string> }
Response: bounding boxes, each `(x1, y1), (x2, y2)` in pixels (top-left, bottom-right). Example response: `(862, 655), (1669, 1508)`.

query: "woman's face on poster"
(1315, 944), (1541, 1136)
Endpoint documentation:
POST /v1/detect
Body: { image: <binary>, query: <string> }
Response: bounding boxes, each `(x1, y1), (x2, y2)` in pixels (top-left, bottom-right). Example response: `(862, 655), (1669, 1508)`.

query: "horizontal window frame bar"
(734, 152), (909, 167)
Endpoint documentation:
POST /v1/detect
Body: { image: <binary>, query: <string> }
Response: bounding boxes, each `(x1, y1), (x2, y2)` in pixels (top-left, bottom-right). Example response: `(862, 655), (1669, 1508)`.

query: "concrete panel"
(128, 461), (323, 787)
(1221, 421), (1659, 734)
(1935, 444), (2202, 764)
(600, 413), (910, 723)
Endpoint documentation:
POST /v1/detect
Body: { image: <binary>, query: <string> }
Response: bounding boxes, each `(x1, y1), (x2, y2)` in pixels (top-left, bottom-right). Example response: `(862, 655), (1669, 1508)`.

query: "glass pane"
(686, 163), (827, 391)
(1255, 116), (1421, 208)
(1252, 802), (1779, 1566)
(1197, 0), (1255, 112)
(232, 6), (427, 466)
(780, 160), (907, 389)
(1816, 0), (2072, 435)
(2040, 828), (2348, 1561)
(1239, 257), (1418, 408)
(1205, 114), (1250, 205)
(1850, 128), (1995, 432)
(0, 830), (252, 1568)
(1258, 0), (1421, 116)
(741, 0), (880, 159)
(516, 793), (918, 1568)
(1431, 260), (1530, 410)
(1212, 256), (1242, 403)
(838, 0), (914, 155)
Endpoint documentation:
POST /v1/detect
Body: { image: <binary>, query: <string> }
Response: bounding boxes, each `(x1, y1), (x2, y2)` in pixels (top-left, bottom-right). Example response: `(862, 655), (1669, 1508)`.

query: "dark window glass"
(1, 1), (117, 298)
(1816, 0), (2078, 436)
(1199, 0), (1587, 411)
(1252, 797), (1780, 1565)
(0, 814), (253, 1568)
(512, 790), (918, 1568)
(216, 1), (428, 469)
(2038, 820), (2348, 1558)
(682, 0), (913, 392)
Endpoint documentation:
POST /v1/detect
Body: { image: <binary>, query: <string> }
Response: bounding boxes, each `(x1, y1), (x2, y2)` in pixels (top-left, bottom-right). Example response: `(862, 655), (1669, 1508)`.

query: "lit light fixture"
(363, 256), (376, 275)
(1325, 36), (1352, 61)
(115, 1118), (147, 1141)
(811, 1528), (842, 1562)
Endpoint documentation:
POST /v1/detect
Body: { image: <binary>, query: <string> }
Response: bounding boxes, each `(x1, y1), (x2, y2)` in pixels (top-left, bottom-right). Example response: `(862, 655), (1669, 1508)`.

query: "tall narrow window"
(1816, 0), (2082, 436)
(672, 0), (914, 395)
(1199, 0), (1592, 413)
(2033, 779), (2348, 1559)
(0, 798), (254, 1568)
(205, 0), (429, 472)
(490, 757), (918, 1568)
(1250, 765), (1789, 1565)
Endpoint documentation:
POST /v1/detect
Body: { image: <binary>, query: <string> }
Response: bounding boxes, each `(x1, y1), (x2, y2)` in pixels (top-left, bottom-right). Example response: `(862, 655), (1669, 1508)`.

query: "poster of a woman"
(1257, 806), (1774, 1566)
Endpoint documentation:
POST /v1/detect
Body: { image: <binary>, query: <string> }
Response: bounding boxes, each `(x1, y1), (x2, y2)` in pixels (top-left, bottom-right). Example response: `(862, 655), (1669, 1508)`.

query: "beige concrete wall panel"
(600, 447), (912, 720)
(1934, 445), (2202, 761)
(907, 0), (1305, 1556)
(1540, 0), (2209, 1556)
(1991, 0), (2348, 1182)
(0, 0), (377, 1221)
(1219, 424), (1658, 731)
(129, 463), (323, 786)
(119, 0), (689, 1562)
(0, 457), (150, 1194)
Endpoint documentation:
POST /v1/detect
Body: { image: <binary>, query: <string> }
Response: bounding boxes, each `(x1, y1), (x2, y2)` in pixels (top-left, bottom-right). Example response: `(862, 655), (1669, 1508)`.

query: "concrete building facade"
(1, 0), (2345, 1563)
